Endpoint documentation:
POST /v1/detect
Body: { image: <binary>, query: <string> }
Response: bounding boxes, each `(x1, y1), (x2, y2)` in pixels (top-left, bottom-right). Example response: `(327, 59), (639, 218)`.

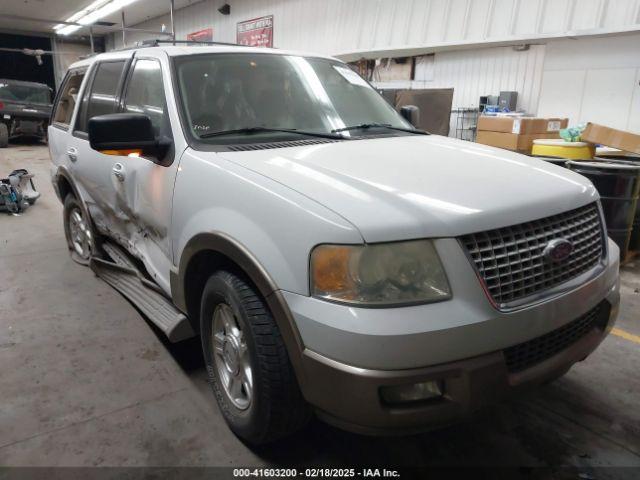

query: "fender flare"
(54, 166), (94, 221)
(170, 231), (308, 385)
(54, 166), (92, 219)
(53, 165), (82, 203)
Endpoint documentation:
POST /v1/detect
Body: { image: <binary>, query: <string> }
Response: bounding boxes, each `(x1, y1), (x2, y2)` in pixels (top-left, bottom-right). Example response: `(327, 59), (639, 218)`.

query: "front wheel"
(200, 270), (310, 445)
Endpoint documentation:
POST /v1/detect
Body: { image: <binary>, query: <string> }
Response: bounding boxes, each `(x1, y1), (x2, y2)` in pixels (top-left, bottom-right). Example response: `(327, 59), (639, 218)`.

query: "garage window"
(52, 69), (86, 129)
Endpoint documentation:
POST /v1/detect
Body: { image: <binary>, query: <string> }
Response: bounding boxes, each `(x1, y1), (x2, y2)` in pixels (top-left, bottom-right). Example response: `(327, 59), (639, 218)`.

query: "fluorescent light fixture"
(54, 0), (109, 33)
(55, 0), (139, 35)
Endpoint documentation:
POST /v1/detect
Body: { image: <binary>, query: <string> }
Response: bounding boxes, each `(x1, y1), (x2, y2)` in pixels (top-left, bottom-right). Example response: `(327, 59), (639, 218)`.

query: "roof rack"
(140, 39), (243, 48)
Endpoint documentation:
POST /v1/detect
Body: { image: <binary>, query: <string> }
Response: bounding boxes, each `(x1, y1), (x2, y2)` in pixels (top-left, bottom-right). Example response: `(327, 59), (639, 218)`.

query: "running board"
(90, 244), (195, 343)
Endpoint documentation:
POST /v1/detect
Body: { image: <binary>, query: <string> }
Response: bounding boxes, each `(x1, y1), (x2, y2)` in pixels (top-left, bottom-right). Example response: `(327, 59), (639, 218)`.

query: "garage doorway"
(0, 32), (55, 92)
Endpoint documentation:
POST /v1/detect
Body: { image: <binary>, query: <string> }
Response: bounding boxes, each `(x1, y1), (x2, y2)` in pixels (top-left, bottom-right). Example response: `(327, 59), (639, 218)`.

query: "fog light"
(380, 380), (444, 404)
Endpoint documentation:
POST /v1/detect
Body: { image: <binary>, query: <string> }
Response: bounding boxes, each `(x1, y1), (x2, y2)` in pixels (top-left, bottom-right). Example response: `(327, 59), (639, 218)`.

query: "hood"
(217, 135), (598, 242)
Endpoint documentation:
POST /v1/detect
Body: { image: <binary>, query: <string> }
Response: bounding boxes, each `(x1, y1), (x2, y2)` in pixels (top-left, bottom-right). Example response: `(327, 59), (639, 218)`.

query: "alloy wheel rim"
(212, 303), (253, 410)
(68, 207), (92, 259)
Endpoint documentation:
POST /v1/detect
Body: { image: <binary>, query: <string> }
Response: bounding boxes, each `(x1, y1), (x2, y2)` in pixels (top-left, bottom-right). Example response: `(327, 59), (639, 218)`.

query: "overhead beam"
(0, 14), (111, 28)
(0, 13), (172, 36)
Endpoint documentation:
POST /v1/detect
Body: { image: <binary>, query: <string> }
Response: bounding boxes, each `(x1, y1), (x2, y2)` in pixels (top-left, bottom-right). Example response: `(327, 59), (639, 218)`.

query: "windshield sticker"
(333, 66), (371, 88)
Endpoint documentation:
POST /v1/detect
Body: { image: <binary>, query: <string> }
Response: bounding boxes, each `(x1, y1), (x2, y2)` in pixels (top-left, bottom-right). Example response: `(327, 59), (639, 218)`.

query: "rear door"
(48, 67), (88, 186)
(70, 54), (132, 240)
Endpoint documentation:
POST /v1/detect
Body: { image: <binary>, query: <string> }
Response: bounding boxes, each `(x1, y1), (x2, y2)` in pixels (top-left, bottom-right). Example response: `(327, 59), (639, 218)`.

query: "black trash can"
(567, 160), (640, 259)
(593, 157), (640, 253)
(531, 155), (569, 168)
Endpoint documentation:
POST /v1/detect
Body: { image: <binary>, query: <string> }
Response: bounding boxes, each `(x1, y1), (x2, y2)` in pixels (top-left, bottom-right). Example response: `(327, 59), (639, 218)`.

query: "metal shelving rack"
(452, 107), (479, 142)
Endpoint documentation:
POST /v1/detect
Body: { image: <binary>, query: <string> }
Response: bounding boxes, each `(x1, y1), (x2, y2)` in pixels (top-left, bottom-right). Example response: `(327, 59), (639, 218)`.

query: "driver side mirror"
(400, 105), (420, 128)
(88, 113), (169, 159)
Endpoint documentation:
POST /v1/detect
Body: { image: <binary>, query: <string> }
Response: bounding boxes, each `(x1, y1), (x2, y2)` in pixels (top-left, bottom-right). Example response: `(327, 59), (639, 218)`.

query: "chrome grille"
(504, 302), (608, 373)
(461, 203), (605, 307)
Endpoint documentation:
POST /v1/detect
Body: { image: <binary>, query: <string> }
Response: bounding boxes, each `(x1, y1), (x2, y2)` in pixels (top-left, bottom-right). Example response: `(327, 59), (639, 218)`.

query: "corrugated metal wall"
(110, 0), (640, 56)
(415, 45), (546, 114)
(371, 44), (546, 136)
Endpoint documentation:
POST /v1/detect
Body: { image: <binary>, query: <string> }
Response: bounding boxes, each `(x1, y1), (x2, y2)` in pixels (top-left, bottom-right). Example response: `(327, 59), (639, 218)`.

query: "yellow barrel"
(531, 139), (595, 160)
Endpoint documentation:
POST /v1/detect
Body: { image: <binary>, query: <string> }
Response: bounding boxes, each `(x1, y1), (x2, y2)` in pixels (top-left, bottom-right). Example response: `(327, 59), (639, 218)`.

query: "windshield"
(0, 82), (51, 105)
(174, 53), (412, 144)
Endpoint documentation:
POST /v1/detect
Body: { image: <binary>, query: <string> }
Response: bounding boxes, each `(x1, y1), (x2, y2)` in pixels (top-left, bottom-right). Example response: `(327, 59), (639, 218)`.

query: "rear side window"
(77, 61), (126, 132)
(123, 59), (171, 138)
(52, 69), (86, 128)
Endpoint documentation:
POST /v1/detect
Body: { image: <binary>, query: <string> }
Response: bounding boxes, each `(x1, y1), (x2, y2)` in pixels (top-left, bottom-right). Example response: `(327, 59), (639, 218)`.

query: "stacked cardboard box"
(581, 123), (640, 155)
(476, 116), (568, 153)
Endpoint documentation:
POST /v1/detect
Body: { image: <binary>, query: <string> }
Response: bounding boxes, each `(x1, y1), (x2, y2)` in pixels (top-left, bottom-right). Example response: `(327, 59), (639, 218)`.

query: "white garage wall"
(537, 32), (640, 132)
(376, 33), (640, 134)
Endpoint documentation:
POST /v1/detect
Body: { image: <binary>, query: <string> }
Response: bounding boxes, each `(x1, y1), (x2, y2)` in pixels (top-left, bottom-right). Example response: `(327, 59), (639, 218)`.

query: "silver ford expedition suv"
(49, 43), (620, 445)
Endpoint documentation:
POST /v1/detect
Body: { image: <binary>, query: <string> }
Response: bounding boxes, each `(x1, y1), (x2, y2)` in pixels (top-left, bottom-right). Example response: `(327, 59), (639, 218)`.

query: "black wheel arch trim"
(53, 166), (81, 203)
(54, 167), (93, 224)
(170, 231), (308, 386)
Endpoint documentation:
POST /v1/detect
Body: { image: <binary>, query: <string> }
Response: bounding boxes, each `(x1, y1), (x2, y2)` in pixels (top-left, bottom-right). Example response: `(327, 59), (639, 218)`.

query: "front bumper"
(9, 118), (47, 138)
(285, 238), (620, 433)
(299, 296), (617, 434)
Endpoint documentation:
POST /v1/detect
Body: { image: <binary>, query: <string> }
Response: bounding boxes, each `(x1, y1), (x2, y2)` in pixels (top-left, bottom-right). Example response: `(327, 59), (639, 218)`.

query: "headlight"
(310, 240), (451, 306)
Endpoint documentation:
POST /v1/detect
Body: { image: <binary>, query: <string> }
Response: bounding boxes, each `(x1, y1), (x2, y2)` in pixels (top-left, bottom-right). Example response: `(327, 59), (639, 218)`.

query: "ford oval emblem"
(543, 239), (573, 263)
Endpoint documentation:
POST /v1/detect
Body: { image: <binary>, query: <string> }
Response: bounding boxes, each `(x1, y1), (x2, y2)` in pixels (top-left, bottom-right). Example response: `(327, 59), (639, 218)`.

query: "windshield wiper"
(198, 126), (345, 140)
(331, 123), (428, 135)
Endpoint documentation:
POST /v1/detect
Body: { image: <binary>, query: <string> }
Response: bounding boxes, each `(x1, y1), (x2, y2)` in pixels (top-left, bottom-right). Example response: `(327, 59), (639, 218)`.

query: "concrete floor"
(1, 144), (640, 474)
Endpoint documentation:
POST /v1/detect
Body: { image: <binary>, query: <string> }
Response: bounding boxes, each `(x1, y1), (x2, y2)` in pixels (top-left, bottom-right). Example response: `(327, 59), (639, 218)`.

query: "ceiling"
(0, 0), (199, 36)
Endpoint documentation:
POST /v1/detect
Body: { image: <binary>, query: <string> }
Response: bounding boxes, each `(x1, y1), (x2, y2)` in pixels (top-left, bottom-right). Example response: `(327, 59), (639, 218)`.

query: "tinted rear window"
(0, 82), (50, 104)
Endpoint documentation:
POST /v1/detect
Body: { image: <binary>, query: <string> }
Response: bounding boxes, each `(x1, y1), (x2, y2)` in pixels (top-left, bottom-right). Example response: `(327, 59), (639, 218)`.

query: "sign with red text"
(237, 15), (273, 47)
(187, 27), (213, 42)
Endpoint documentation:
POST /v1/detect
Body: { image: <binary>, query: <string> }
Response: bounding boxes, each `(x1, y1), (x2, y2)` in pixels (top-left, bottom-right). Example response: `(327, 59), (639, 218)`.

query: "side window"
(76, 61), (126, 133)
(123, 59), (170, 138)
(52, 69), (86, 128)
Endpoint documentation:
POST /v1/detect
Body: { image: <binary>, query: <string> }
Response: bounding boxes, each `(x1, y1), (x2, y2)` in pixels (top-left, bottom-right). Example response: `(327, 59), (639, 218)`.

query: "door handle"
(112, 163), (125, 182)
(66, 147), (78, 162)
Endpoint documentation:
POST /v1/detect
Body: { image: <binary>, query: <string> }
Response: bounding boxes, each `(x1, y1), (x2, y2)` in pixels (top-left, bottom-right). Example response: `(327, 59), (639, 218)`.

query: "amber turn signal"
(310, 245), (357, 299)
(99, 149), (143, 157)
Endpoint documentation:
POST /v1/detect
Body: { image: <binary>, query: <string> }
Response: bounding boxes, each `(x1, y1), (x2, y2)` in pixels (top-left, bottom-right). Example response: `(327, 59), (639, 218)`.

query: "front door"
(102, 55), (180, 292)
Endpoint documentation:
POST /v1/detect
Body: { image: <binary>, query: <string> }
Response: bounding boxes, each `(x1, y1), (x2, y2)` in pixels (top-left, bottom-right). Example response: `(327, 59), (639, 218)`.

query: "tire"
(0, 123), (8, 148)
(63, 194), (96, 262)
(200, 270), (311, 445)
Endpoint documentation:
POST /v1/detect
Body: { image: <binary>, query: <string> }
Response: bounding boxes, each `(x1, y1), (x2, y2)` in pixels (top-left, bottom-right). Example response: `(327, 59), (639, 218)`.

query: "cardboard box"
(477, 116), (568, 135)
(581, 123), (640, 154)
(476, 131), (559, 152)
